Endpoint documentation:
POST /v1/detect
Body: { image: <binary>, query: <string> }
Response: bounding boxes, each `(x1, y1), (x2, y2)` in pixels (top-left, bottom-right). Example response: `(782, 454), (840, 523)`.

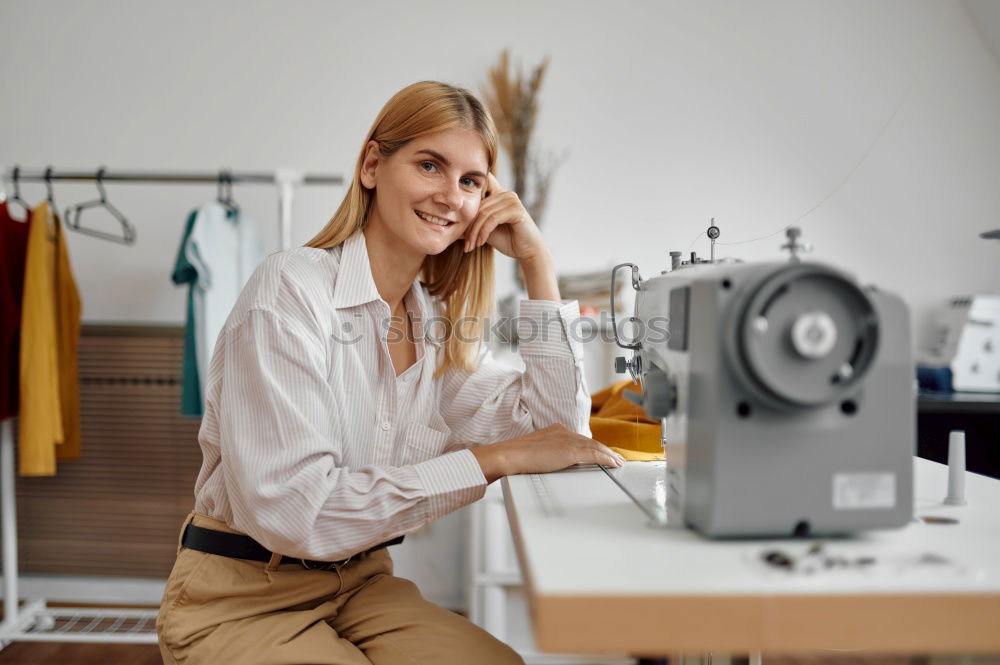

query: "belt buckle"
(300, 555), (351, 571)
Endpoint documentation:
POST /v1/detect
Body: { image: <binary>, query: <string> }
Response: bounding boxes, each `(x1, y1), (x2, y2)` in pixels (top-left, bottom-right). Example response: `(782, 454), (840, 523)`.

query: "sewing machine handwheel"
(731, 264), (879, 410)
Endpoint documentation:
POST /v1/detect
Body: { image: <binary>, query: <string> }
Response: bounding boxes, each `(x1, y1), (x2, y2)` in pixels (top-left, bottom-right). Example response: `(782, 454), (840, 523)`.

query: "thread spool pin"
(944, 430), (967, 507)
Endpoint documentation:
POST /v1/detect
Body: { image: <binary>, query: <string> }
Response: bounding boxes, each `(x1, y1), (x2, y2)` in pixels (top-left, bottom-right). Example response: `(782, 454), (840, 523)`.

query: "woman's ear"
(359, 140), (380, 189)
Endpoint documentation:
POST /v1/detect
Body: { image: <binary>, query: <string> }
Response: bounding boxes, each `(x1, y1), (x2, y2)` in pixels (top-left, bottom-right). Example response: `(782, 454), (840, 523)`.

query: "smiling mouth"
(415, 210), (455, 227)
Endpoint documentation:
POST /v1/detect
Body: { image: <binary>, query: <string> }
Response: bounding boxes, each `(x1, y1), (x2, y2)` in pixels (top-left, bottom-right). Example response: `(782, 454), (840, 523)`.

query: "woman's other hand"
(470, 424), (626, 484)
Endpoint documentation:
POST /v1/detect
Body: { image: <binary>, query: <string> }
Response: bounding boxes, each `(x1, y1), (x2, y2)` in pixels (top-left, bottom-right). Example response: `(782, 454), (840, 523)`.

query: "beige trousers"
(157, 512), (523, 665)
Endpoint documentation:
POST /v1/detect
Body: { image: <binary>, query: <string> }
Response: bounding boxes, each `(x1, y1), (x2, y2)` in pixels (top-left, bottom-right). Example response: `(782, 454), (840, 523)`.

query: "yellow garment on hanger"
(590, 380), (665, 461)
(19, 202), (81, 475)
(55, 213), (81, 461)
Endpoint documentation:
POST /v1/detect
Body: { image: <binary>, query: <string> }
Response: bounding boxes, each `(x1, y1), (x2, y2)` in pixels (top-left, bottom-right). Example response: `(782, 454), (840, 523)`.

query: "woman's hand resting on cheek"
(464, 173), (548, 263)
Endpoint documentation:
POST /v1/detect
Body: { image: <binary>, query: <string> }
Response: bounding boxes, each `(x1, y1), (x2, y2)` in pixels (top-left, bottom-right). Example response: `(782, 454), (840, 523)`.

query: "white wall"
(3, 0), (999, 608)
(2, 0), (999, 339)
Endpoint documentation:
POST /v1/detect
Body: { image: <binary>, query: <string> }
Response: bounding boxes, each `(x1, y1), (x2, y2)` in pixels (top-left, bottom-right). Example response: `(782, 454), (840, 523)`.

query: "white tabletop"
(503, 458), (1000, 655)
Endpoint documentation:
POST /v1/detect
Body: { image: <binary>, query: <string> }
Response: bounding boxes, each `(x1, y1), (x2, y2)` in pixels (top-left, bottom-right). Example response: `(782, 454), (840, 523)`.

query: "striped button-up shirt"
(192, 231), (591, 561)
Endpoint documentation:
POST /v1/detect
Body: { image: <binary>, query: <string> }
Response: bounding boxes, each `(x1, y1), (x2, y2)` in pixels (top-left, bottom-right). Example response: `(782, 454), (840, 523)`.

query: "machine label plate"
(833, 473), (896, 510)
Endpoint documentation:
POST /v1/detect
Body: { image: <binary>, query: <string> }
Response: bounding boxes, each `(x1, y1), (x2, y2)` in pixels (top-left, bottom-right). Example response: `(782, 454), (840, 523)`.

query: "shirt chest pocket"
(397, 421), (451, 465)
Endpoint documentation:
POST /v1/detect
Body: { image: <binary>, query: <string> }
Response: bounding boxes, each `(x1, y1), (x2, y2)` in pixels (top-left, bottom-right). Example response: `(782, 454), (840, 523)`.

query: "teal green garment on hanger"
(171, 210), (202, 417)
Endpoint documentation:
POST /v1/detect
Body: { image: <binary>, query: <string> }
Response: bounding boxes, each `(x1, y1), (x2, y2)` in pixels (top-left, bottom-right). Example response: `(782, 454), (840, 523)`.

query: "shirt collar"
(331, 231), (383, 310)
(406, 276), (443, 348)
(331, 230), (443, 348)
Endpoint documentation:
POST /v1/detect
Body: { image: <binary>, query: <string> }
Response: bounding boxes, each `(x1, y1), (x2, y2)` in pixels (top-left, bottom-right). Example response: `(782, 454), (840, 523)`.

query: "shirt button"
(381, 421), (391, 431)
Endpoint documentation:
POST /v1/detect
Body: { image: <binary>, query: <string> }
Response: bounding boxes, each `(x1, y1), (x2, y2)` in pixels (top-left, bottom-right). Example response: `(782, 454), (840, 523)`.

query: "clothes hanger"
(64, 167), (137, 245)
(217, 169), (239, 217)
(43, 166), (58, 212)
(3, 166), (32, 221)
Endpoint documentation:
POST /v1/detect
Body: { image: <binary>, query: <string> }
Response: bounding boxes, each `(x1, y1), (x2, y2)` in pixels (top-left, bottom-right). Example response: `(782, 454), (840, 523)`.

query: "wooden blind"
(14, 325), (203, 578)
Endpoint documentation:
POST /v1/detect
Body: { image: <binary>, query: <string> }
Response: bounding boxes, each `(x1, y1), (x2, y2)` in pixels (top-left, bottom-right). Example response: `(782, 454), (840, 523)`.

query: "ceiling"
(964, 0), (1000, 68)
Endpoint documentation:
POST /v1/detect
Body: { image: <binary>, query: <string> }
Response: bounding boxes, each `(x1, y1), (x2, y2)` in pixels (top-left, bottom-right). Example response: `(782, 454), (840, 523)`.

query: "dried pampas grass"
(482, 49), (565, 228)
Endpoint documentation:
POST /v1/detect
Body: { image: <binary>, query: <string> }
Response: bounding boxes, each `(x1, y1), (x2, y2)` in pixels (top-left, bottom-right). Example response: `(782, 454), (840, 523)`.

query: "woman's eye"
(419, 161), (437, 173)
(460, 177), (479, 188)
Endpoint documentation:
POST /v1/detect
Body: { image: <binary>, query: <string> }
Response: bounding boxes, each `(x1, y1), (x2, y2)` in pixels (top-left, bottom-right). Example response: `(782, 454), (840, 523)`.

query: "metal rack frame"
(0, 167), (343, 648)
(2, 167), (343, 251)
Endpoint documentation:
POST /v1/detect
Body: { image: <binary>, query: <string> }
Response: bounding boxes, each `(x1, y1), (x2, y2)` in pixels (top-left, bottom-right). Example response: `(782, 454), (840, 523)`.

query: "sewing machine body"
(617, 255), (914, 538)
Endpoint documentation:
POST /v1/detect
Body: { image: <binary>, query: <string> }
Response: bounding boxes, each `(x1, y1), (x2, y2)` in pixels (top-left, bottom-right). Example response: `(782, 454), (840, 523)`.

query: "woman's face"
(360, 127), (489, 258)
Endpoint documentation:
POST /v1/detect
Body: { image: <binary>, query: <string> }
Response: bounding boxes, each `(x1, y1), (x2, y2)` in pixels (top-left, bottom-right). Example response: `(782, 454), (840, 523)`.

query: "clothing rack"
(3, 168), (344, 251)
(0, 167), (343, 648)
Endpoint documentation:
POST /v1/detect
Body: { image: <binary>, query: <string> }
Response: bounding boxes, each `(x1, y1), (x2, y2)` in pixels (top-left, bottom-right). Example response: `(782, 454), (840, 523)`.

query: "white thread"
(695, 33), (931, 251)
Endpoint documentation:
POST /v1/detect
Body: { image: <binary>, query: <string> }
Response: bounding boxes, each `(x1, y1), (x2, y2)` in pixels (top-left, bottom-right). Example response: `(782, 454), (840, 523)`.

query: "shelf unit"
(468, 337), (626, 663)
(467, 482), (634, 665)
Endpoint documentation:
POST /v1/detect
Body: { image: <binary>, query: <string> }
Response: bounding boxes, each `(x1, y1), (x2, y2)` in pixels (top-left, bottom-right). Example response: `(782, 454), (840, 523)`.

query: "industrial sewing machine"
(611, 226), (914, 537)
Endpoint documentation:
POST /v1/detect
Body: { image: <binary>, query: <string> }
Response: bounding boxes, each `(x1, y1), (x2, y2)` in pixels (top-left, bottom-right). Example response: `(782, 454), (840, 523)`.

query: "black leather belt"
(182, 523), (404, 569)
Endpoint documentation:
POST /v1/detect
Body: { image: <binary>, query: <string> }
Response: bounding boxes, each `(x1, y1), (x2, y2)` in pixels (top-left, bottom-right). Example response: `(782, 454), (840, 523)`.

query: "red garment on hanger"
(0, 201), (31, 419)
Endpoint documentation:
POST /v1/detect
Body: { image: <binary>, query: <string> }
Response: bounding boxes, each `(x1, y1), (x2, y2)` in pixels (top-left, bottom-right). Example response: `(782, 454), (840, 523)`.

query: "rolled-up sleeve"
(217, 308), (486, 561)
(440, 299), (591, 445)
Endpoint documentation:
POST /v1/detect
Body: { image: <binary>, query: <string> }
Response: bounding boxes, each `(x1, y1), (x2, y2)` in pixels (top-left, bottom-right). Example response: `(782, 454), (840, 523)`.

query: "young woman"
(156, 81), (626, 665)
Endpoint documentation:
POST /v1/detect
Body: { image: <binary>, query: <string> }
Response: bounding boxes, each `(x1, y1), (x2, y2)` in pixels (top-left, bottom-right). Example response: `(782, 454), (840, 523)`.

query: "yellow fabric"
(608, 447), (664, 461)
(54, 217), (82, 460)
(18, 202), (81, 476)
(589, 380), (665, 461)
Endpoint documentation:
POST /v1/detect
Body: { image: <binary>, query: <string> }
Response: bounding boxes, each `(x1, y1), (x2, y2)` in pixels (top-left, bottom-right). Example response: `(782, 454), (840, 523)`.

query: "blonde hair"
(306, 81), (498, 374)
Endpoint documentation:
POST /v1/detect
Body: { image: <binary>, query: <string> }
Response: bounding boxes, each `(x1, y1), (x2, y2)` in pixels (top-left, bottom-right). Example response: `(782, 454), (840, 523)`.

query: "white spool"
(944, 430), (967, 507)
